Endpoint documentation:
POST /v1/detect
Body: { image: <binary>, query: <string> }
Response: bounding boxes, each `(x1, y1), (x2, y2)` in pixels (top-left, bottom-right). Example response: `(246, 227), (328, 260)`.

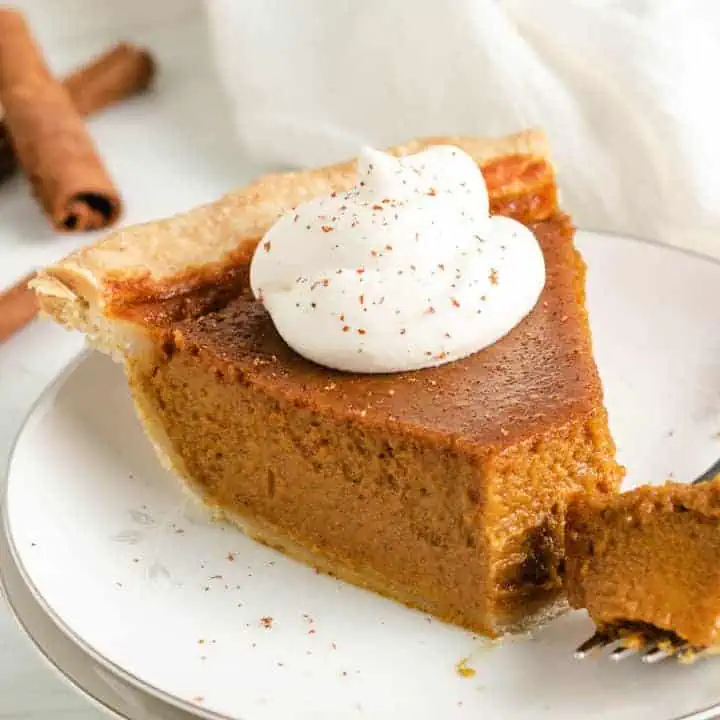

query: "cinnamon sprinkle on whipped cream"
(251, 146), (545, 373)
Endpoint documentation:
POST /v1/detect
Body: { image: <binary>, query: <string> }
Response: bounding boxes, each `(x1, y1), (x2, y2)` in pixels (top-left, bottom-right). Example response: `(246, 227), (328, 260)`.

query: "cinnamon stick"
(0, 273), (38, 344)
(0, 9), (122, 231)
(64, 43), (155, 117)
(0, 43), (155, 185)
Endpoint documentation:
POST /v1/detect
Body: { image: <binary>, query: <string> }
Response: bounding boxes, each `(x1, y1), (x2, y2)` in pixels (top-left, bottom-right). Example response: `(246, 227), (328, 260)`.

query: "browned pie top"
(171, 213), (603, 453)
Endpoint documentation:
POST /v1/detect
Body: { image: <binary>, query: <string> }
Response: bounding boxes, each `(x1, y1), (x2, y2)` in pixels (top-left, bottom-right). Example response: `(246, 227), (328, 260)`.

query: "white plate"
(0, 522), (197, 720)
(4, 231), (720, 720)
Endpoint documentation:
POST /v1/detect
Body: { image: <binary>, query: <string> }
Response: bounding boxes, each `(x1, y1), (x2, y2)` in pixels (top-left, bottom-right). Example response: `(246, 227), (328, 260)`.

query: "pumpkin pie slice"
(32, 130), (623, 636)
(565, 476), (720, 649)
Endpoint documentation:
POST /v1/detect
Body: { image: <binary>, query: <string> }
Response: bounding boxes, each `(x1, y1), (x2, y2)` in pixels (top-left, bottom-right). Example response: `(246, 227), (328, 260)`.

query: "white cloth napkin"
(206, 0), (720, 259)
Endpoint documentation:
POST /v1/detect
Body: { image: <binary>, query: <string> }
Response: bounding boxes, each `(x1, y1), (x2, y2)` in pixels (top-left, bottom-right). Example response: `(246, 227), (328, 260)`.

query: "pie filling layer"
(129, 214), (623, 635)
(565, 478), (720, 647)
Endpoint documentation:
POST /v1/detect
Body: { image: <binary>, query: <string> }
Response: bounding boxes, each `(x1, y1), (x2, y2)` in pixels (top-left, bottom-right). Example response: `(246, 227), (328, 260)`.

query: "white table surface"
(0, 2), (261, 716)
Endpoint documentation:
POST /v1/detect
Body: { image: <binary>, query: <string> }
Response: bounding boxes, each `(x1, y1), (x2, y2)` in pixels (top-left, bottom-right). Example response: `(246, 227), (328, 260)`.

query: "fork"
(573, 455), (720, 664)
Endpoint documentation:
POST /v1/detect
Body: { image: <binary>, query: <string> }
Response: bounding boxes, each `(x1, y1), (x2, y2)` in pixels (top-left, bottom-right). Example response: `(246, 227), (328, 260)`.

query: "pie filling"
(565, 477), (720, 648)
(127, 212), (623, 636)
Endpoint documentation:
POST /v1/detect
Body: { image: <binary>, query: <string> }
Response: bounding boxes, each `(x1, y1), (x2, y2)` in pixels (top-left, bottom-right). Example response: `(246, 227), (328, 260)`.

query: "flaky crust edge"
(31, 130), (550, 353)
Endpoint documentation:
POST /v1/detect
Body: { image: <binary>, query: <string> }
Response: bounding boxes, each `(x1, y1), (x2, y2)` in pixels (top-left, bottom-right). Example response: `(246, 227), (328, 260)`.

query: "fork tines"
(574, 623), (707, 664)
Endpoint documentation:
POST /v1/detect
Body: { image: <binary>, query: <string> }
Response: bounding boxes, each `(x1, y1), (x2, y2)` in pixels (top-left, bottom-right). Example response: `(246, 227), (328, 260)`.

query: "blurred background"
(1, 3), (231, 718)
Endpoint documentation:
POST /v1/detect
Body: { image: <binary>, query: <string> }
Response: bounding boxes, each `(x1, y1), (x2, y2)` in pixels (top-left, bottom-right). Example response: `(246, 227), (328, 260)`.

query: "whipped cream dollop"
(250, 145), (545, 373)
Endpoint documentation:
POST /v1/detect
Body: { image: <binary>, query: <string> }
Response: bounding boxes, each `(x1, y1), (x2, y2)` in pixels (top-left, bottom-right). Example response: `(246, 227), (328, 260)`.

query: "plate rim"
(0, 513), (204, 720)
(1, 546), (128, 720)
(0, 350), (134, 719)
(0, 352), (230, 720)
(3, 231), (720, 720)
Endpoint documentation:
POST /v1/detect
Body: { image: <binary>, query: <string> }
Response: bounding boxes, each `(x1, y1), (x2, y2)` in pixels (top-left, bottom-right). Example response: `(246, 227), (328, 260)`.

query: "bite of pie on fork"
(565, 461), (720, 664)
